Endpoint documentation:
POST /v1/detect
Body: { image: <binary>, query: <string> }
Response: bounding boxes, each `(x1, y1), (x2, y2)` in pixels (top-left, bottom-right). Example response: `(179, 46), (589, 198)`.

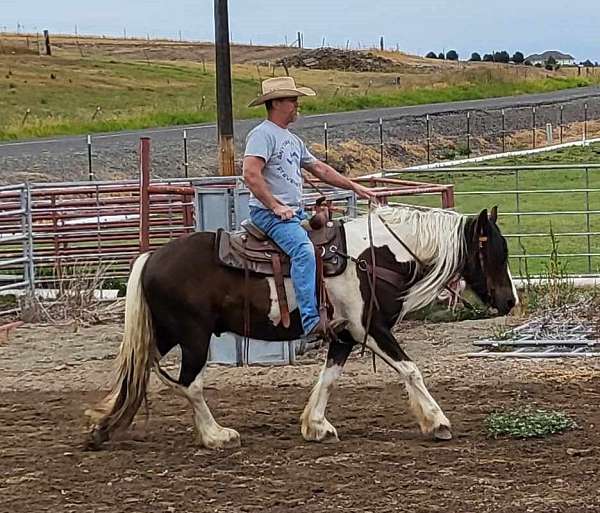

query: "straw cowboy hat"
(248, 77), (316, 107)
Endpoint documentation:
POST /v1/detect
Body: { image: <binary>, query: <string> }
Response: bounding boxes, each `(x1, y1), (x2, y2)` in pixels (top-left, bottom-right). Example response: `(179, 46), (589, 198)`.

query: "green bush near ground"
(485, 409), (576, 439)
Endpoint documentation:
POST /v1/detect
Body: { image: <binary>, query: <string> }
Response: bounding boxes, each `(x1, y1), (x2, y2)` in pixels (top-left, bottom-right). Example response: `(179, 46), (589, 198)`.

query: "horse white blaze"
(364, 339), (450, 434)
(301, 363), (343, 441)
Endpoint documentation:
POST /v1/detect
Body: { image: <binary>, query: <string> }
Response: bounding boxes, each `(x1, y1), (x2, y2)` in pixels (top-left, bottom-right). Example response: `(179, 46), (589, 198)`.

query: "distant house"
(525, 51), (575, 66)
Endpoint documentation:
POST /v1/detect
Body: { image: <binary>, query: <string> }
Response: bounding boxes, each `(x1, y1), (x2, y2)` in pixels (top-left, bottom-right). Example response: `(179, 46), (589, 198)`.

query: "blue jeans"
(249, 207), (319, 335)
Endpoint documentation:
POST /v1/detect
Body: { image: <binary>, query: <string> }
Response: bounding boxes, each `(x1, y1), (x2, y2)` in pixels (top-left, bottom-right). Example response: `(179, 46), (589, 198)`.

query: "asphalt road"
(1, 85), (599, 183)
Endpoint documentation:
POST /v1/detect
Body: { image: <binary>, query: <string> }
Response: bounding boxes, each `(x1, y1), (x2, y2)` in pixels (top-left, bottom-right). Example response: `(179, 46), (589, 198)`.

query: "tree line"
(425, 50), (597, 69)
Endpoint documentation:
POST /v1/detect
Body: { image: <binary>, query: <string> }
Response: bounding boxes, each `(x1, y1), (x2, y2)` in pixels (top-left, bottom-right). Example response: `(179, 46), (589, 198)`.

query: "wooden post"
(139, 137), (151, 253)
(380, 36), (384, 51)
(214, 0), (236, 176)
(43, 29), (51, 56)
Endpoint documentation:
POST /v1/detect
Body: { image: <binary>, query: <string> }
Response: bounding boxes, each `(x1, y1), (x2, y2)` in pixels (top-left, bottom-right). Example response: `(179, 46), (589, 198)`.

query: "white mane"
(350, 204), (467, 318)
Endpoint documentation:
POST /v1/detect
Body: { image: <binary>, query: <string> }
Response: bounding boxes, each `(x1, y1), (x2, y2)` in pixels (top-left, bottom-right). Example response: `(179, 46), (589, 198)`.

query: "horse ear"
(489, 205), (498, 224)
(476, 208), (490, 235)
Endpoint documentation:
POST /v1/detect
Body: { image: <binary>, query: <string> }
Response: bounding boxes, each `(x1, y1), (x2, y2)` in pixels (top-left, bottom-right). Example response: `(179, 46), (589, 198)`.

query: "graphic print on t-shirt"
(273, 138), (301, 189)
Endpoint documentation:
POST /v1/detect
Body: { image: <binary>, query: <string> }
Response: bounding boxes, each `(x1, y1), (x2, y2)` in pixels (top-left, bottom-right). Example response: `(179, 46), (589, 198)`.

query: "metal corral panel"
(194, 184), (299, 366)
(194, 187), (233, 231)
(208, 336), (297, 366)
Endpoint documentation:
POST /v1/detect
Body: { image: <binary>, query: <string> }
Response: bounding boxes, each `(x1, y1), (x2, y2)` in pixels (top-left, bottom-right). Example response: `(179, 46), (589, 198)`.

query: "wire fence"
(386, 164), (600, 278)
(6, 96), (596, 183)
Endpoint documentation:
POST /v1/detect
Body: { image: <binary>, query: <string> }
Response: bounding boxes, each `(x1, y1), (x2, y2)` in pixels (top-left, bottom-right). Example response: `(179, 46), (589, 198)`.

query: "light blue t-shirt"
(244, 120), (317, 209)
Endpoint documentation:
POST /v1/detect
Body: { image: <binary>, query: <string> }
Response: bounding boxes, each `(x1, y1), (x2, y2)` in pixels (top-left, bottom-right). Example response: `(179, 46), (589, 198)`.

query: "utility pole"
(214, 0), (235, 176)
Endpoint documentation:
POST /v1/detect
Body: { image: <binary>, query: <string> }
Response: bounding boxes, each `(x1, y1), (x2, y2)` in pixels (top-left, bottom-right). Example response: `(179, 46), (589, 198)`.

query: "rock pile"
(278, 48), (397, 72)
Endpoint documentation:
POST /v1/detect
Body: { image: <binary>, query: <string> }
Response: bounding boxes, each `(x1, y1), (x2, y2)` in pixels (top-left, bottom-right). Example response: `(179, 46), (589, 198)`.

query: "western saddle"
(216, 200), (347, 329)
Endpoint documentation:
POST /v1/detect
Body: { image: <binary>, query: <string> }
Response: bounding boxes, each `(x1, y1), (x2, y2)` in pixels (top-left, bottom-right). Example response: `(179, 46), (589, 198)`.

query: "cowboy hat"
(248, 77), (316, 107)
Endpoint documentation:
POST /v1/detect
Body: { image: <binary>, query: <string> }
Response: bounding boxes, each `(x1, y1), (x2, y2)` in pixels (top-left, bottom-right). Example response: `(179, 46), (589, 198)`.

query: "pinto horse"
(86, 205), (518, 450)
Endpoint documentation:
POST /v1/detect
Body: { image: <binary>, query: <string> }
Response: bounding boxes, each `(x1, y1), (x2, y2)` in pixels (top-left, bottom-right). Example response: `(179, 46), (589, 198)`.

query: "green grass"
(0, 53), (597, 140)
(300, 76), (592, 114)
(390, 143), (600, 276)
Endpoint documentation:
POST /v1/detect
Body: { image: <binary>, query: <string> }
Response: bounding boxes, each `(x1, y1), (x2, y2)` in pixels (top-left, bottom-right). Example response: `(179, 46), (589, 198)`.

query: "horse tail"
(85, 252), (155, 450)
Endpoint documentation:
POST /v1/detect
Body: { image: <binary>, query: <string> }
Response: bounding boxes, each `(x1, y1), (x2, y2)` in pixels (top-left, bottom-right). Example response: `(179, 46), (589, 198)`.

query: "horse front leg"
(365, 316), (452, 440)
(300, 331), (355, 442)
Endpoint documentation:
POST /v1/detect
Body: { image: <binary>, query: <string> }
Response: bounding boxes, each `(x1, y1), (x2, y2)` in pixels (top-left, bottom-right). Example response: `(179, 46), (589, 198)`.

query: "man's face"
(274, 97), (299, 123)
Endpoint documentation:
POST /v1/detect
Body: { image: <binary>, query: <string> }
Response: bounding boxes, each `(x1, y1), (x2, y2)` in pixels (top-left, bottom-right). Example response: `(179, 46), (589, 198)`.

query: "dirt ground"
(1, 317), (600, 513)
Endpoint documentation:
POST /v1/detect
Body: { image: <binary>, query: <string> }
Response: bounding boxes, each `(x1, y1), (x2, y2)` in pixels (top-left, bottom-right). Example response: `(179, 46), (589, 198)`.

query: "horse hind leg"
(155, 325), (241, 450)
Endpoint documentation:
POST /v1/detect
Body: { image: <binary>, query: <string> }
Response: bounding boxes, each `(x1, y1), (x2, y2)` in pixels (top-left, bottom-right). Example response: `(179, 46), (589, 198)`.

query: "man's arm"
(243, 156), (295, 219)
(303, 160), (378, 200)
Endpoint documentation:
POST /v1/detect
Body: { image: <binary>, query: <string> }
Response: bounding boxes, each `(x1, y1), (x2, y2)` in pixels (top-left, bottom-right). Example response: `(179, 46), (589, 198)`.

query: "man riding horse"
(243, 77), (378, 338)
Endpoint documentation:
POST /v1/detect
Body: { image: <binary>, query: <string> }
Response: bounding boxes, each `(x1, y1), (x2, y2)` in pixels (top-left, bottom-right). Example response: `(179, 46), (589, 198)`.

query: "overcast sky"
(2, 0), (598, 60)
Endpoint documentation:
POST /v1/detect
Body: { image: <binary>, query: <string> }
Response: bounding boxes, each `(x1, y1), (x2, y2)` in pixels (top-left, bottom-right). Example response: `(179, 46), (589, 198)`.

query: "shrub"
(446, 50), (459, 61)
(485, 409), (575, 439)
(512, 51), (525, 64)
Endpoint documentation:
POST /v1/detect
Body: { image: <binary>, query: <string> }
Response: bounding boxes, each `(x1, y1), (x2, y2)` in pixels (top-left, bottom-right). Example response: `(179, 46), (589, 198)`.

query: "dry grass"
(20, 262), (124, 326)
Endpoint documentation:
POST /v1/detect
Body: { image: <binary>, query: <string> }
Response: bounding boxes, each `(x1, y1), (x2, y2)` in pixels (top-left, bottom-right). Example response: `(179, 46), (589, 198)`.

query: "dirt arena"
(1, 317), (599, 513)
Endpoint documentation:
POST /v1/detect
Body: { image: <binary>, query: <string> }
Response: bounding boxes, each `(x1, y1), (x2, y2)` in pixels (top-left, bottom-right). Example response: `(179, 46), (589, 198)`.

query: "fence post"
(501, 109), (506, 153)
(87, 135), (93, 181)
(514, 168), (523, 275)
(585, 166), (592, 273)
(584, 103), (588, 141)
(323, 122), (328, 163)
(466, 111), (471, 156)
(379, 117), (384, 171)
(139, 137), (151, 253)
(426, 114), (431, 164)
(559, 105), (564, 144)
(532, 107), (536, 149)
(21, 183), (35, 293)
(43, 29), (51, 56)
(183, 129), (189, 178)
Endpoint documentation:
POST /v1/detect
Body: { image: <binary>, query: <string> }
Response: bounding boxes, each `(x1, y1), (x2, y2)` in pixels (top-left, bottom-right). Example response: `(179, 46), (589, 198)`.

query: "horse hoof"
(322, 430), (340, 444)
(433, 425), (453, 441)
(83, 427), (109, 451)
(302, 419), (339, 443)
(201, 428), (241, 450)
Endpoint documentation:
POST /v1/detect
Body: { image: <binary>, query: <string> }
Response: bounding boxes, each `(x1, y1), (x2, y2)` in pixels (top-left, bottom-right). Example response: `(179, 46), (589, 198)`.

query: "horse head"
(461, 206), (518, 315)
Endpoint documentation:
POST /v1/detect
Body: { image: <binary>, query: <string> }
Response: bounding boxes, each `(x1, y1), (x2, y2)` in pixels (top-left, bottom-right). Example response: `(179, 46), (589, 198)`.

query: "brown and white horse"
(86, 205), (518, 450)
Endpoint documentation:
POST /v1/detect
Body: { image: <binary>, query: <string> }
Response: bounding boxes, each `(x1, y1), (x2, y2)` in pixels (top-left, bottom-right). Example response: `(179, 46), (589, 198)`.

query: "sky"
(1, 0), (598, 61)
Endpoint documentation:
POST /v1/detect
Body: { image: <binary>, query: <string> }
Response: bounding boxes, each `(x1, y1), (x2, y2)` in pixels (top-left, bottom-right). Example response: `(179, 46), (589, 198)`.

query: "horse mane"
(373, 205), (467, 318)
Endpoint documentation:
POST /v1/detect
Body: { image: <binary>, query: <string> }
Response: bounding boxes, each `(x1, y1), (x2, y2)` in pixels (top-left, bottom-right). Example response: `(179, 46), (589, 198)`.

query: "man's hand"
(273, 204), (295, 220)
(353, 183), (380, 203)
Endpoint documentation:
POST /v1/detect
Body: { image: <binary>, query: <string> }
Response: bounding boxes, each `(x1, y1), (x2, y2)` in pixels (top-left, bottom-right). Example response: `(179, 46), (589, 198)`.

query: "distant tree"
(545, 55), (557, 70)
(438, 52), (445, 60)
(425, 51), (438, 59)
(582, 59), (594, 67)
(446, 50), (459, 61)
(524, 60), (533, 66)
(534, 62), (543, 68)
(469, 52), (482, 61)
(493, 51), (510, 63)
(483, 53), (494, 62)
(512, 51), (525, 64)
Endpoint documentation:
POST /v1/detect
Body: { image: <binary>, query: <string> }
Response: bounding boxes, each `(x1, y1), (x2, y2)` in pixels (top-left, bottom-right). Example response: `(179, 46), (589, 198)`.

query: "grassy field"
(394, 143), (600, 276)
(1, 34), (598, 140)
